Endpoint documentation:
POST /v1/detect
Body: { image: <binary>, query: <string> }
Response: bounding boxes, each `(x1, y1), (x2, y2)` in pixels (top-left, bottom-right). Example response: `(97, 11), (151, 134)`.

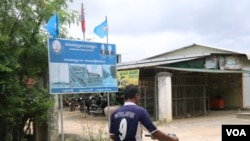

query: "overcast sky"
(67, 0), (250, 63)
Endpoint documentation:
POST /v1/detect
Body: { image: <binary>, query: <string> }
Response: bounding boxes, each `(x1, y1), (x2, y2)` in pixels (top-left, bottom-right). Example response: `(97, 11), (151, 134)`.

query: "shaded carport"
(118, 56), (207, 120)
(117, 55), (250, 119)
(155, 64), (250, 119)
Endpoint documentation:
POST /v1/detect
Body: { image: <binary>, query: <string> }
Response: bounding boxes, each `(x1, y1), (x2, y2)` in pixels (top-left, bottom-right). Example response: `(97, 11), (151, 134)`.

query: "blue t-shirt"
(109, 102), (157, 141)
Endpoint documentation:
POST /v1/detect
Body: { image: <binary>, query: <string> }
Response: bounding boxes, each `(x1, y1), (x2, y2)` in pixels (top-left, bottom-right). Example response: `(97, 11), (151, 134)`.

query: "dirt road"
(60, 108), (250, 141)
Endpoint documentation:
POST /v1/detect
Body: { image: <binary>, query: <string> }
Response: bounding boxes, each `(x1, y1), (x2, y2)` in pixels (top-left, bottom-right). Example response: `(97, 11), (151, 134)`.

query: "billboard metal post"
(60, 94), (64, 141)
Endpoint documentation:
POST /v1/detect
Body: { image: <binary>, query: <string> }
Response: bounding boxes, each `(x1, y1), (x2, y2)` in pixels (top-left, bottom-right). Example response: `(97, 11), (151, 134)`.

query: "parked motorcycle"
(79, 97), (91, 115)
(89, 98), (107, 116)
(80, 94), (107, 116)
(68, 97), (81, 111)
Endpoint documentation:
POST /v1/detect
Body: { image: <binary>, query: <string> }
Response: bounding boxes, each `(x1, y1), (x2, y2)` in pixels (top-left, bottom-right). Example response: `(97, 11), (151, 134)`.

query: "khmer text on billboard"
(48, 38), (118, 94)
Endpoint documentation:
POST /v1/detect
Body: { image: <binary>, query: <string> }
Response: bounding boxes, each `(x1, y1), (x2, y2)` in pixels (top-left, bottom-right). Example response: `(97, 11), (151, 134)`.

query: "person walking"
(109, 84), (179, 141)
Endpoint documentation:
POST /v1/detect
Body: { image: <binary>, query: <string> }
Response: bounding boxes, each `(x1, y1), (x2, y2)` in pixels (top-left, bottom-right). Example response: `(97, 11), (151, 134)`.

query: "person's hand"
(150, 134), (157, 140)
(172, 136), (179, 141)
(151, 130), (179, 141)
(145, 134), (157, 140)
(167, 133), (179, 141)
(167, 133), (176, 137)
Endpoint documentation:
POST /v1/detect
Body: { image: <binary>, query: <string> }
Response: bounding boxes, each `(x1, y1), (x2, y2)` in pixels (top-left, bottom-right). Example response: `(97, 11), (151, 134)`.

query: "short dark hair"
(124, 84), (140, 100)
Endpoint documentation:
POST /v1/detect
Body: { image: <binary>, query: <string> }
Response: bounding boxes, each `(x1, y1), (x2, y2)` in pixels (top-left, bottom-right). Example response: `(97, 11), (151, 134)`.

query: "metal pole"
(105, 16), (108, 44)
(84, 96), (86, 118)
(203, 86), (206, 115)
(107, 92), (111, 141)
(105, 16), (110, 140)
(60, 94), (64, 141)
(107, 92), (110, 126)
(81, 3), (85, 41)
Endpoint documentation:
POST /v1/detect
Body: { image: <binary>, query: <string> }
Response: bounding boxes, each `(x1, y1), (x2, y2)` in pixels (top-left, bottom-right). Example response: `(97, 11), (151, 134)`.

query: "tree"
(0, 0), (79, 140)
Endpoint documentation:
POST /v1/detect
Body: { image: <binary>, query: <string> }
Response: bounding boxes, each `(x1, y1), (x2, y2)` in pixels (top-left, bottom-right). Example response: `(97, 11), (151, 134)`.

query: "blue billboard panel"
(48, 38), (118, 94)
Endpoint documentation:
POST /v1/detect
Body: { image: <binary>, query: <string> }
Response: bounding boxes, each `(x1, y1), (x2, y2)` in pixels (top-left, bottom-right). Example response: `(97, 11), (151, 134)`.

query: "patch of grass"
(81, 118), (110, 141)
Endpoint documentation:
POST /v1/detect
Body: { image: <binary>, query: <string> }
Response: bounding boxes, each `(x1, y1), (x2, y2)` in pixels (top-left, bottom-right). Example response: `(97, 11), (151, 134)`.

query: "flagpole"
(81, 3), (86, 41)
(104, 15), (111, 136)
(83, 32), (85, 41)
(56, 13), (59, 38)
(105, 16), (108, 44)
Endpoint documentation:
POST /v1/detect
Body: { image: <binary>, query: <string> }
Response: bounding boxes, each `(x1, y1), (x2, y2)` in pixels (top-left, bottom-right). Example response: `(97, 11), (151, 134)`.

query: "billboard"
(48, 38), (118, 94)
(117, 69), (140, 88)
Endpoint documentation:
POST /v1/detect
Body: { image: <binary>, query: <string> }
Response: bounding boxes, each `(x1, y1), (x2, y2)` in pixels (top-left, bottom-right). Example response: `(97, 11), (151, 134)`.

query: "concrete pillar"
(157, 72), (172, 122)
(242, 72), (250, 108)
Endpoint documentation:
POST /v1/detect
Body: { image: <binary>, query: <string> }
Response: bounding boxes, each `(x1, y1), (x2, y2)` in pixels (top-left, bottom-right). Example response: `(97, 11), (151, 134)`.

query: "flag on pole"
(81, 3), (86, 33)
(45, 13), (59, 38)
(94, 19), (108, 38)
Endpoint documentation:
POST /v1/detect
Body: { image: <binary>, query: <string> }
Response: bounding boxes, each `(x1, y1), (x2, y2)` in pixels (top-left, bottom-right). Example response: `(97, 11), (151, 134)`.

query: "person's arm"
(151, 130), (179, 141)
(139, 108), (179, 141)
(109, 134), (115, 141)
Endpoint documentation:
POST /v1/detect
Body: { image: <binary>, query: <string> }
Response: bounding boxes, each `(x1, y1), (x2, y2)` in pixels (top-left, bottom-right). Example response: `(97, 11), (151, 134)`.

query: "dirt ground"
(59, 107), (250, 141)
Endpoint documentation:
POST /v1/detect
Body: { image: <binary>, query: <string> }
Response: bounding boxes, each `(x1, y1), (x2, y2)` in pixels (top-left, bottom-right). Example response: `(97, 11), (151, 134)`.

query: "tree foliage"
(0, 0), (79, 140)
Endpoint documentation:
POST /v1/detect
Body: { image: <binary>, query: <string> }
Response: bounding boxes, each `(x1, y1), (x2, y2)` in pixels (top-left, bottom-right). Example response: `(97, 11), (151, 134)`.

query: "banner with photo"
(117, 69), (140, 88)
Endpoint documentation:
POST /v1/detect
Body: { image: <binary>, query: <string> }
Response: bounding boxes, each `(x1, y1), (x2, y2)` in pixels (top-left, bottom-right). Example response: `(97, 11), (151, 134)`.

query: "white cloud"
(67, 0), (250, 62)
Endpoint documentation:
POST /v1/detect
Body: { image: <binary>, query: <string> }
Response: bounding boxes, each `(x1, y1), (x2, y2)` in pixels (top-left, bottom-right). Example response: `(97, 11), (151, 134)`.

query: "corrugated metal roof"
(155, 66), (250, 73)
(144, 43), (245, 60)
(117, 43), (250, 70)
(117, 55), (205, 70)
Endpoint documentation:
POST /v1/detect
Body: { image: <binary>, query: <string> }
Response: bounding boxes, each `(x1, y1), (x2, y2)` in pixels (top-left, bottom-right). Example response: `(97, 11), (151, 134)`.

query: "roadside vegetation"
(0, 0), (79, 140)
